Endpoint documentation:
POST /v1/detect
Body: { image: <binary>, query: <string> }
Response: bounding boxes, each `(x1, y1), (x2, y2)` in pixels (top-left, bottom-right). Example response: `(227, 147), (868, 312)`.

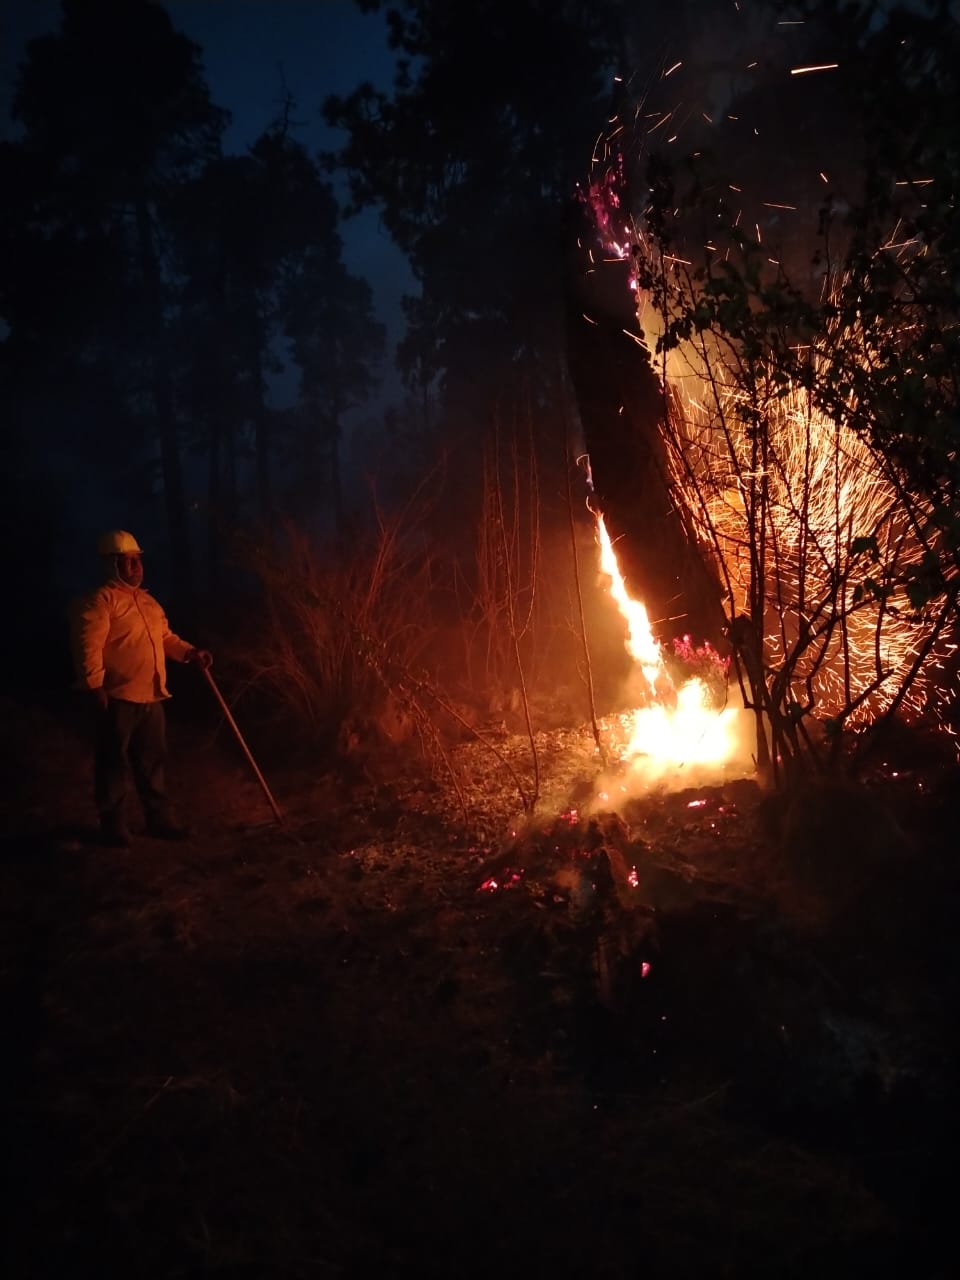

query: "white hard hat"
(97, 530), (143, 556)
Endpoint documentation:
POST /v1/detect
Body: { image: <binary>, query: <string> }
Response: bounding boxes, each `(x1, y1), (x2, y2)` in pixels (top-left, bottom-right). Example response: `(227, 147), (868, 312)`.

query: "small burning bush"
(667, 634), (730, 709)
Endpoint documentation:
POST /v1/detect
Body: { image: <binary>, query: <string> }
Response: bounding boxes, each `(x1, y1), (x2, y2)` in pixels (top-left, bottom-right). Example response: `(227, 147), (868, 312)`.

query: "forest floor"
(1, 688), (958, 1280)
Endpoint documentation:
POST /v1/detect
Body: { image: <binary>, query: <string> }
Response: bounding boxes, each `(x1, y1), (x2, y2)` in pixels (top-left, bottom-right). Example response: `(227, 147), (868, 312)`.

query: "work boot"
(146, 819), (190, 841)
(100, 821), (132, 850)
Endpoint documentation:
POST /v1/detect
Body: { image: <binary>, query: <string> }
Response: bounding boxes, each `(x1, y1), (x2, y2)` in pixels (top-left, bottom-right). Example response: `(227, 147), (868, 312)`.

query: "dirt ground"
(2, 689), (958, 1279)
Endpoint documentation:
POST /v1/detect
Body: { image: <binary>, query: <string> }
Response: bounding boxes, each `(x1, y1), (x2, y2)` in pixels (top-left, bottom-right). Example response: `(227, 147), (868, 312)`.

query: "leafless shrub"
(232, 453), (553, 815)
(647, 262), (954, 781)
(460, 414), (542, 807)
(236, 481), (440, 745)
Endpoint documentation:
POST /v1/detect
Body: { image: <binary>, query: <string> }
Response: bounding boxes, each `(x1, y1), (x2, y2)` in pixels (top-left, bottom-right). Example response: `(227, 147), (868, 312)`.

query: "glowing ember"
(478, 870), (524, 893)
(595, 513), (738, 768)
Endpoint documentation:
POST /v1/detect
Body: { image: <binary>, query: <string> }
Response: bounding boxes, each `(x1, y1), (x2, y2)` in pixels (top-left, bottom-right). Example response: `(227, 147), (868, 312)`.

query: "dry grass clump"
(235, 499), (440, 747)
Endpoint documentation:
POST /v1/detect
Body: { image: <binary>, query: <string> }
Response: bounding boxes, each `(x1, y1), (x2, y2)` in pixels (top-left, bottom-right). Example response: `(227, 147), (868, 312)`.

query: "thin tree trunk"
(134, 195), (192, 603)
(565, 441), (605, 760)
(250, 324), (271, 528)
(329, 380), (345, 538)
(330, 421), (344, 538)
(207, 418), (222, 594)
(224, 420), (238, 528)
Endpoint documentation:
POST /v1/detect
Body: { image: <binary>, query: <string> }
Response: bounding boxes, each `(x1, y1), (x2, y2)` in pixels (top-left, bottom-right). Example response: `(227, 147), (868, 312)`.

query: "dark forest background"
(3, 0), (957, 749)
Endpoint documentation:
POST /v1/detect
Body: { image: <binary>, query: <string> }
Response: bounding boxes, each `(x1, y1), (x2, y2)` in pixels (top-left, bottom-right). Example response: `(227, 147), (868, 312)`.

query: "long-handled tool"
(201, 666), (284, 825)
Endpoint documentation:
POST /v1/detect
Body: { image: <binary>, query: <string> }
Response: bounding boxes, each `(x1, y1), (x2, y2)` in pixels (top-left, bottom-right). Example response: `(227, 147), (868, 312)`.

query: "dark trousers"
(95, 699), (173, 830)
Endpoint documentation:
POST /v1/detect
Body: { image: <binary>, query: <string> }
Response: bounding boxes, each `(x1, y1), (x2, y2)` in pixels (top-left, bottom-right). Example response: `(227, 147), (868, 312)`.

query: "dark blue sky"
(164, 0), (418, 353)
(1, 0), (415, 386)
(1, 0), (417, 588)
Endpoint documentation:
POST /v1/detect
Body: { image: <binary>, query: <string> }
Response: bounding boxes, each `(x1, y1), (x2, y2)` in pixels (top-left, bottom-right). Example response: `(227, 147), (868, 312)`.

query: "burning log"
(561, 196), (751, 782)
(564, 196), (726, 647)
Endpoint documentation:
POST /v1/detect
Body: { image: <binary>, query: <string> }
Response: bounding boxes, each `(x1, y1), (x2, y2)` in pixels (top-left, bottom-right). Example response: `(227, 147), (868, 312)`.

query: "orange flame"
(596, 513), (738, 769)
(595, 514), (665, 695)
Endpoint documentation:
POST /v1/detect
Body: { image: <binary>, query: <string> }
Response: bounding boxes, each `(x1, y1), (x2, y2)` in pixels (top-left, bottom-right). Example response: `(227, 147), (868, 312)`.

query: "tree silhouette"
(4, 1), (386, 607)
(325, 0), (624, 418)
(10, 0), (227, 600)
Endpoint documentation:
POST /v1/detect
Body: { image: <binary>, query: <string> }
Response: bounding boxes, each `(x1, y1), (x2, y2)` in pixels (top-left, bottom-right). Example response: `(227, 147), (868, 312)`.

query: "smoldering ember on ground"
(2, 2), (960, 1277)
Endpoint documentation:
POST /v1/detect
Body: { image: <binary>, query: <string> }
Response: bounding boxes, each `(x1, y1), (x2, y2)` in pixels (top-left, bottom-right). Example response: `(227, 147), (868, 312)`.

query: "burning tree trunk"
(564, 197), (725, 647)
(572, 140), (955, 780)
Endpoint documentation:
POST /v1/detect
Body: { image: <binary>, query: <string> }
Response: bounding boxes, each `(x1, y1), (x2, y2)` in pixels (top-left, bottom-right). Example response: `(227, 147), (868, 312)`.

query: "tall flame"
(595, 513), (739, 769)
(595, 514), (664, 695)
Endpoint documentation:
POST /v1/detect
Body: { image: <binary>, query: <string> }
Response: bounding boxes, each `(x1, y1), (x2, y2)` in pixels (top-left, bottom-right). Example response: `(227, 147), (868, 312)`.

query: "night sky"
(1, 0), (417, 595)
(0, 0), (416, 384)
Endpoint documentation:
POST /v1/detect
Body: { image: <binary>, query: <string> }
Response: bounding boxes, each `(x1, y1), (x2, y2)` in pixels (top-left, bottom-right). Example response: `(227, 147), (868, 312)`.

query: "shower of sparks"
(661, 366), (939, 724)
(575, 5), (956, 740)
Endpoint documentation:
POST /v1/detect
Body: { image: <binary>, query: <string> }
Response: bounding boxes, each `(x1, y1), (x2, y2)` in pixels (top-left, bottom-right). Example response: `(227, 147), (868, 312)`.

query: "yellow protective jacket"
(70, 580), (193, 703)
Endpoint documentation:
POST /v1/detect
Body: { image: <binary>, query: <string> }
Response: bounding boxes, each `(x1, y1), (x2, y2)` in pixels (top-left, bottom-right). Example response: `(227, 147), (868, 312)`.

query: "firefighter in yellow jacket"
(70, 530), (212, 848)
